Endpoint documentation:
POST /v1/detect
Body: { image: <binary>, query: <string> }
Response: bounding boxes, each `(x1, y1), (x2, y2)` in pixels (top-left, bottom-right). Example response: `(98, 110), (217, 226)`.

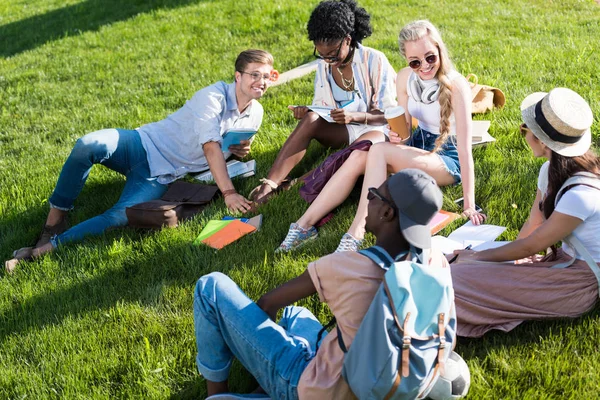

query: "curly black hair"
(307, 0), (372, 46)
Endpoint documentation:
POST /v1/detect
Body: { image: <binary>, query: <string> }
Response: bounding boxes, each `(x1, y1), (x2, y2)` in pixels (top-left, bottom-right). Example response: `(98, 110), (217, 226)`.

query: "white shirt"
(137, 81), (263, 184)
(407, 70), (459, 135)
(537, 161), (600, 261)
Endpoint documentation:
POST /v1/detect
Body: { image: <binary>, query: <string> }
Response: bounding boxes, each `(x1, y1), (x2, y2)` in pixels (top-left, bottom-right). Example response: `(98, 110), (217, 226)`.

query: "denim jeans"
(193, 272), (325, 400)
(408, 126), (462, 184)
(48, 128), (167, 246)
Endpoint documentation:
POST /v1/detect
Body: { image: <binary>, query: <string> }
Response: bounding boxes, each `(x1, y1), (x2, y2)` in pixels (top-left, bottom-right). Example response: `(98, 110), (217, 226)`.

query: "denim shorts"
(407, 126), (461, 184)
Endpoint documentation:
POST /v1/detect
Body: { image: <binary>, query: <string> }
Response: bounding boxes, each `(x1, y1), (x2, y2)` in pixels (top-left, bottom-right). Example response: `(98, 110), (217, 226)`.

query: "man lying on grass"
(7, 49), (276, 270)
(193, 168), (447, 399)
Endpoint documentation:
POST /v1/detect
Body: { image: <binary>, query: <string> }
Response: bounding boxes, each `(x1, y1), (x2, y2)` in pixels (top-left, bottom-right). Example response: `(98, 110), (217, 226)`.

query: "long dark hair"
(541, 150), (600, 219)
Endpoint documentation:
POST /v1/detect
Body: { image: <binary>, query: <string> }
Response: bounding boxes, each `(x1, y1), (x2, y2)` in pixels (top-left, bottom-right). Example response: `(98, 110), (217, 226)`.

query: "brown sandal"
(5, 247), (34, 274)
(35, 218), (69, 248)
(250, 178), (299, 205)
(249, 178), (279, 202)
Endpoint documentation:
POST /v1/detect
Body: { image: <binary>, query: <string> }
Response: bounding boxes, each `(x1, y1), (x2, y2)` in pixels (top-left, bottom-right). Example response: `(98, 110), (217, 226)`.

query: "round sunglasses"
(408, 54), (438, 70)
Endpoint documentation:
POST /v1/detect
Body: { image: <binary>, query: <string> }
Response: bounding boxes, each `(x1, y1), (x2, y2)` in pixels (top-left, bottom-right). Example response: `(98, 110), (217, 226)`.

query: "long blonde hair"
(399, 20), (454, 152)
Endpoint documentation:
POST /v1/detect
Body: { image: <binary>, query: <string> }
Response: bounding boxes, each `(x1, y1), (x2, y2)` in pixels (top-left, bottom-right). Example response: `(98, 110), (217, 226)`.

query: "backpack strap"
(336, 325), (348, 353)
(551, 174), (600, 289)
(436, 313), (447, 376)
(315, 317), (337, 353)
(359, 246), (405, 271)
(556, 235), (600, 298)
(555, 173), (600, 206)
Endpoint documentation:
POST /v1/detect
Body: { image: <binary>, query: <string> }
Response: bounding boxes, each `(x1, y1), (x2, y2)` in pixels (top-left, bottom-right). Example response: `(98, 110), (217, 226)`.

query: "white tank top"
(407, 70), (460, 135)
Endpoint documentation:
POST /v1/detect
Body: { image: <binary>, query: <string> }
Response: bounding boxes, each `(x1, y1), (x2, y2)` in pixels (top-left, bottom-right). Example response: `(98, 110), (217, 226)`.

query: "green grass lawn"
(1, 0), (599, 398)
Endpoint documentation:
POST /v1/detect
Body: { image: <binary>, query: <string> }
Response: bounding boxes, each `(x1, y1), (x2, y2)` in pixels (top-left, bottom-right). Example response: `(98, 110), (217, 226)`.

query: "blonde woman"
(278, 20), (485, 252)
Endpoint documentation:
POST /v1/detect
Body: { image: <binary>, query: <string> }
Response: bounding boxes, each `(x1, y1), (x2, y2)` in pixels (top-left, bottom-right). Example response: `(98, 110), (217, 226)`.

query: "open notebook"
(431, 220), (507, 255)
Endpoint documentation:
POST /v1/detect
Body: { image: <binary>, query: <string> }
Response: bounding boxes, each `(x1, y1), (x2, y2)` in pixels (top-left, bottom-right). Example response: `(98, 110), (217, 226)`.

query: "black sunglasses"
(367, 187), (397, 210)
(408, 54), (438, 70)
(313, 39), (345, 63)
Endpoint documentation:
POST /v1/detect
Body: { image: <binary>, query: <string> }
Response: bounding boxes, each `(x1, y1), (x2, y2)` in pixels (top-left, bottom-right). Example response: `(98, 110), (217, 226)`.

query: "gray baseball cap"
(387, 169), (443, 249)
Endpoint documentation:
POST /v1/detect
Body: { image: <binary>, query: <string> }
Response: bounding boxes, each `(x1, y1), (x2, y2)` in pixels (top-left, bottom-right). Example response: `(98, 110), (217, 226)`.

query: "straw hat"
(520, 88), (593, 157)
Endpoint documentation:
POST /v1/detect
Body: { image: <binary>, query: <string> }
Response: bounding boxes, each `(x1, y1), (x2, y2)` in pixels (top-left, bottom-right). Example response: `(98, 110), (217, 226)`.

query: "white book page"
(431, 236), (464, 255)
(447, 221), (506, 246)
(471, 241), (511, 252)
(307, 106), (335, 123)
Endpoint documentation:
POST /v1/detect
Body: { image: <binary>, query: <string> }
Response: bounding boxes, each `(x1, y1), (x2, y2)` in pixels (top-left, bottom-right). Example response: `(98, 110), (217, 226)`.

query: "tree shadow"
(0, 0), (210, 58)
(0, 177), (130, 258)
(458, 307), (600, 359)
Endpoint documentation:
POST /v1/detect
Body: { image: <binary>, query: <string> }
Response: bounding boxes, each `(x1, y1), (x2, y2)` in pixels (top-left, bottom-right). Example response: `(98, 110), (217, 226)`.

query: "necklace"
(336, 66), (355, 90)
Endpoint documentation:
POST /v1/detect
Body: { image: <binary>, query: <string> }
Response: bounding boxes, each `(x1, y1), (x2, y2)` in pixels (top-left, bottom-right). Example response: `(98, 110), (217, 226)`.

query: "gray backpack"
(336, 246), (457, 400)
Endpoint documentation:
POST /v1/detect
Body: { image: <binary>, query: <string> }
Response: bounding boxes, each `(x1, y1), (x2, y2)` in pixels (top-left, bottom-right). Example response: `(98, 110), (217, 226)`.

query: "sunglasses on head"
(408, 54), (438, 70)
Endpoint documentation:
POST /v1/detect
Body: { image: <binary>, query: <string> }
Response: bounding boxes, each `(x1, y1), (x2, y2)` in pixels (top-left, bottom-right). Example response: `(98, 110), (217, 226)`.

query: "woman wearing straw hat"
(451, 87), (600, 338)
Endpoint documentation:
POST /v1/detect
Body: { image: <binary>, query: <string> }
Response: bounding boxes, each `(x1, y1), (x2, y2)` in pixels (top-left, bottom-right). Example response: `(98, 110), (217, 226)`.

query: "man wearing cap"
(192, 169), (448, 399)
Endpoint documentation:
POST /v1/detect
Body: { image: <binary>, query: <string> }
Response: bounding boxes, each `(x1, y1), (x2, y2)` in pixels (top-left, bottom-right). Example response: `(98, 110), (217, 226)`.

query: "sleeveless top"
(406, 70), (460, 135)
(328, 73), (367, 113)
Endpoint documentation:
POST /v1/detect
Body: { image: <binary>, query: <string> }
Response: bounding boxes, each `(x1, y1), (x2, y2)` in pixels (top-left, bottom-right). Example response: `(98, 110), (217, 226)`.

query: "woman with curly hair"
(278, 20), (486, 252)
(249, 0), (396, 203)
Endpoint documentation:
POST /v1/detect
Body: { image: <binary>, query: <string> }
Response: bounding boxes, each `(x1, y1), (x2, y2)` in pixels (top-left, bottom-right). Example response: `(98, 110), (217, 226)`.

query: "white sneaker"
(276, 223), (318, 253)
(334, 233), (363, 253)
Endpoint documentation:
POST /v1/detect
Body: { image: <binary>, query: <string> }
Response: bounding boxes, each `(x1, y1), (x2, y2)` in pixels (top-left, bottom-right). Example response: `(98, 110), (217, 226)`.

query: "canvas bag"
(126, 181), (219, 229)
(550, 173), (600, 292)
(338, 246), (457, 400)
(466, 74), (506, 114)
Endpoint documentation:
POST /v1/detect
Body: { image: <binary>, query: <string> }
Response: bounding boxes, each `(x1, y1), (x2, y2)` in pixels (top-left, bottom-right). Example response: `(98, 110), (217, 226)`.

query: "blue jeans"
(408, 126), (462, 184)
(193, 272), (325, 400)
(48, 128), (167, 246)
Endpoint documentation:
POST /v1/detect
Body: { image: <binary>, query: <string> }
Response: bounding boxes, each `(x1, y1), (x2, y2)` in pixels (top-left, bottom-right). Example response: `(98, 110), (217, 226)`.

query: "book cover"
(428, 210), (461, 235)
(194, 219), (256, 249)
(221, 129), (257, 150)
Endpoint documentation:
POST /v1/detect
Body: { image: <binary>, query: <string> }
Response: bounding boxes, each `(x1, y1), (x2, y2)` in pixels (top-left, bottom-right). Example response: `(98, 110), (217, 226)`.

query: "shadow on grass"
(0, 177), (129, 259)
(0, 0), (211, 58)
(458, 307), (600, 361)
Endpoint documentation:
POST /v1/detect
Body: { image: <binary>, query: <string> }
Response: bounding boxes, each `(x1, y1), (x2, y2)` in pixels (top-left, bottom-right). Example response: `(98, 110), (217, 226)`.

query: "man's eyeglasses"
(367, 187), (397, 211)
(408, 54), (438, 70)
(239, 71), (277, 82)
(313, 39), (345, 63)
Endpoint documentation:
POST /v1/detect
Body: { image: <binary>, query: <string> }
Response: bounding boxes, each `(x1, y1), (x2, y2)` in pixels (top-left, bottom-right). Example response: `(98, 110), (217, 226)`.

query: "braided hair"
(307, 0), (372, 46)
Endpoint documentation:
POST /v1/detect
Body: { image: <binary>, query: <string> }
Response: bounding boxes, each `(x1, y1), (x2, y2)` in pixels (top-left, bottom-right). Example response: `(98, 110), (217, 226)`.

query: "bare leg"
(296, 150), (368, 229)
(346, 142), (455, 239)
(252, 113), (349, 200)
(206, 381), (229, 397)
(45, 208), (67, 226)
(295, 130), (386, 229)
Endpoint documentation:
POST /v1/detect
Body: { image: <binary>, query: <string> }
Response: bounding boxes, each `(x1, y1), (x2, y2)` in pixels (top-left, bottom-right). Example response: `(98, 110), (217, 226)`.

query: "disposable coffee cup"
(384, 106), (409, 140)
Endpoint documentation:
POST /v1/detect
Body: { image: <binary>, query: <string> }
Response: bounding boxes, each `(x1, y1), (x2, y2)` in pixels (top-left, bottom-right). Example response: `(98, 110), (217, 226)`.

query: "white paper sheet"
(471, 241), (511, 252)
(307, 106), (335, 123)
(447, 221), (506, 245)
